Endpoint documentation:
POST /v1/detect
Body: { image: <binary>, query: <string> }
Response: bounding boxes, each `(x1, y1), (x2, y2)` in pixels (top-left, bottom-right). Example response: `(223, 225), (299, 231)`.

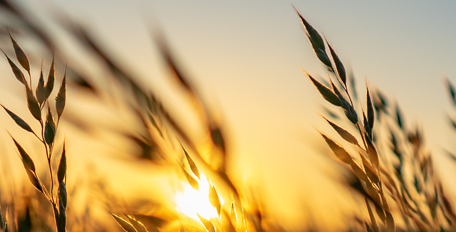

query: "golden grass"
(296, 7), (456, 232)
(0, 2), (455, 232)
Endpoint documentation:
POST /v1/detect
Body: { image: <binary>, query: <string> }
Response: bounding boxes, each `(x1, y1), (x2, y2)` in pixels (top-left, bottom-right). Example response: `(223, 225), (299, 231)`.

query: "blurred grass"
(0, 1), (455, 232)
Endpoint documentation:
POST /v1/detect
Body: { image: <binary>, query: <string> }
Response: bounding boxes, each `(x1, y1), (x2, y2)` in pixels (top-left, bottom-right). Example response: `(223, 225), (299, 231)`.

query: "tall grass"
(0, 32), (67, 232)
(295, 7), (456, 232)
(0, 1), (455, 232)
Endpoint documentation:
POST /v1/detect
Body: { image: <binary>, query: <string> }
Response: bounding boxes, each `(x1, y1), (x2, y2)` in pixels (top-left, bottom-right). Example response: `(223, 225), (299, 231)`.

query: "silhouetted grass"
(0, 1), (455, 232)
(0, 32), (67, 232)
(296, 7), (456, 232)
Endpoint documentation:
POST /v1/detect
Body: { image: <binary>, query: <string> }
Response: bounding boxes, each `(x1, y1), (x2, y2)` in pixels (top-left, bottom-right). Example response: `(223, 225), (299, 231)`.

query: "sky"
(1, 0), (456, 230)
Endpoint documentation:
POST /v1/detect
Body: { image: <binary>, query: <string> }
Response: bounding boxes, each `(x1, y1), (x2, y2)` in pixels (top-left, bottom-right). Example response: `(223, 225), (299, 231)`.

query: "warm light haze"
(175, 174), (223, 220)
(0, 1), (455, 231)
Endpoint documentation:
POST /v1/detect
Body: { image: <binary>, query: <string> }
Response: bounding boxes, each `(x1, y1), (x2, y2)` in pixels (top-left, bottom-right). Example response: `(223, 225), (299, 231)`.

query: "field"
(0, 1), (455, 232)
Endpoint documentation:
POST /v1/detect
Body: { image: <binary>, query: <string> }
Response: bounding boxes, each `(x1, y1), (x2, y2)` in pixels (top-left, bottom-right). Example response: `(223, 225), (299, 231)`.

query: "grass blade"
(360, 155), (379, 185)
(395, 104), (403, 130)
(366, 87), (375, 132)
(58, 142), (66, 183)
(26, 86), (41, 121)
(156, 35), (194, 93)
(2, 50), (26, 85)
(44, 107), (56, 146)
(44, 58), (55, 102)
(1, 105), (34, 133)
(36, 67), (45, 105)
(327, 42), (346, 86)
(209, 184), (221, 217)
(11, 136), (35, 172)
(349, 73), (358, 100)
(349, 160), (369, 183)
(330, 81), (358, 124)
(363, 112), (371, 138)
(9, 33), (30, 74)
(322, 116), (358, 145)
(295, 8), (332, 68)
(181, 144), (199, 179)
(56, 71), (66, 118)
(319, 132), (352, 164)
(24, 168), (44, 194)
(303, 69), (341, 107)
(126, 215), (148, 232)
(57, 182), (67, 232)
(386, 212), (395, 232)
(365, 199), (379, 232)
(373, 90), (388, 117)
(210, 124), (226, 155)
(449, 115), (456, 130)
(111, 213), (138, 232)
(364, 132), (379, 168)
(445, 78), (456, 106)
(197, 214), (215, 232)
(182, 167), (199, 190)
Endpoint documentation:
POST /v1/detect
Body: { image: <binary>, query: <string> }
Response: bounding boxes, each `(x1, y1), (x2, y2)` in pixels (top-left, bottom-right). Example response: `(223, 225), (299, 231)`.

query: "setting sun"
(2, 1), (456, 231)
(175, 174), (224, 221)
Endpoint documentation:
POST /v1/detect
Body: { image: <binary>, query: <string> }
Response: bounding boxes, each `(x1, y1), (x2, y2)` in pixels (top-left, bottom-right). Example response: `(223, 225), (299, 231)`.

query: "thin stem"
(40, 119), (55, 205)
(52, 204), (60, 232)
(32, 131), (44, 143)
(38, 101), (60, 232)
(28, 71), (32, 90)
(47, 150), (55, 202)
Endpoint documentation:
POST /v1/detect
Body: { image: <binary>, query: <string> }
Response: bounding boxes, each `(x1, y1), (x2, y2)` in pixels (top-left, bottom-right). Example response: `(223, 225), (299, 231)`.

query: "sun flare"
(175, 174), (224, 220)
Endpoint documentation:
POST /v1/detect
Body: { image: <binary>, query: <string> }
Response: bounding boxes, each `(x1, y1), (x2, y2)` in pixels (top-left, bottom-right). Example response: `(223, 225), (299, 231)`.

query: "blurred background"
(0, 0), (456, 231)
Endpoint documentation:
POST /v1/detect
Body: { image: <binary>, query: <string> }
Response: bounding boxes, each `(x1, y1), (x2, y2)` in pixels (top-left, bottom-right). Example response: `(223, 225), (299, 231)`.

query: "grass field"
(0, 1), (455, 231)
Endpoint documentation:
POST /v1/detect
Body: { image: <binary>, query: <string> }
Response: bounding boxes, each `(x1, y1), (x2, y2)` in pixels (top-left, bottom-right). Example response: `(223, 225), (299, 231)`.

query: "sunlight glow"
(175, 174), (224, 220)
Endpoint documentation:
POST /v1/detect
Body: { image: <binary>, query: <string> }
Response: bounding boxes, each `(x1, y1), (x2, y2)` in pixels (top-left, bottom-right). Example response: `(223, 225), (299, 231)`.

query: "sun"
(175, 174), (224, 220)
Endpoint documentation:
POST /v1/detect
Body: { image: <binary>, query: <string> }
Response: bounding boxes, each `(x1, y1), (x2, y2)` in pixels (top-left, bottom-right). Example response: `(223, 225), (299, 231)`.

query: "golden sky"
(1, 0), (456, 231)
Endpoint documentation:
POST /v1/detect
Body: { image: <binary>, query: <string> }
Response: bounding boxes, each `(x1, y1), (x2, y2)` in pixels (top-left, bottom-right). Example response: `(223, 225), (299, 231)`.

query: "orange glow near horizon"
(175, 174), (224, 220)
